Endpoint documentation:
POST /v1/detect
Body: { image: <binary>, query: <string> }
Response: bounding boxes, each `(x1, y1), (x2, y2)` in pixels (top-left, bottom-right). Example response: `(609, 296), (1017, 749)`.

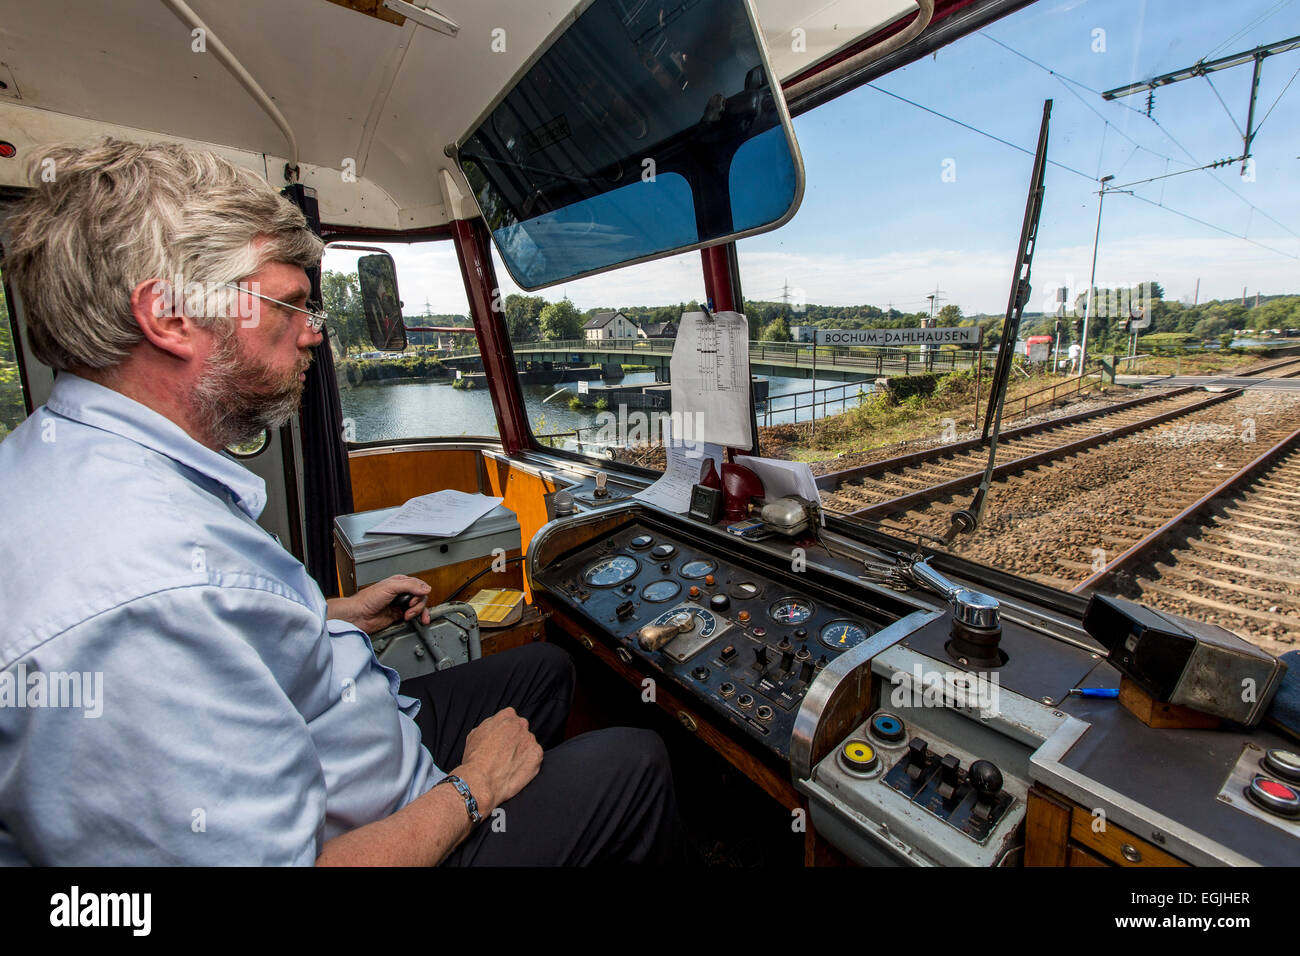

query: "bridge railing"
(440, 337), (985, 374)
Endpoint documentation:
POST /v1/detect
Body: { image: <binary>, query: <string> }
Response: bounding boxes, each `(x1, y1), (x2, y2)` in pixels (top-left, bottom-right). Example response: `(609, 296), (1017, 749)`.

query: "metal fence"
(440, 337), (984, 375)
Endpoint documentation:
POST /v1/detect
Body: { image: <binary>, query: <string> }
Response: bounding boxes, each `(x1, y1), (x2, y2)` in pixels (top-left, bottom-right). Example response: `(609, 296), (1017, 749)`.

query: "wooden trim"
(1067, 844), (1110, 867)
(1069, 808), (1186, 867)
(1024, 784), (1072, 867)
(347, 447), (481, 512)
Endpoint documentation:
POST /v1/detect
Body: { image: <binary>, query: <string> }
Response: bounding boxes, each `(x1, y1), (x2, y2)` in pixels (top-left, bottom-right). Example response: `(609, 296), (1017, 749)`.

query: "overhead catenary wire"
(863, 79), (1299, 261)
(979, 29), (1300, 244)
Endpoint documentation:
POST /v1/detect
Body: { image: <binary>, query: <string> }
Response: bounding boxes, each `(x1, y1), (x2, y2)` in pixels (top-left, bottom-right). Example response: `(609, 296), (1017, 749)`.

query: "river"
(338, 370), (873, 446)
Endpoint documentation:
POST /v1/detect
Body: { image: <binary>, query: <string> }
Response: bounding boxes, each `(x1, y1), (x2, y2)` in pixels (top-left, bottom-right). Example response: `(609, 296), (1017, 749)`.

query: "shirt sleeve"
(0, 584), (335, 866)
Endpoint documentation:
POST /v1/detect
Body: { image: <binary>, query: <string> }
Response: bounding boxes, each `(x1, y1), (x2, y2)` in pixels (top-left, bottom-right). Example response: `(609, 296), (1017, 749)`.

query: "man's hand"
(316, 706), (543, 866)
(455, 707), (544, 815)
(326, 575), (432, 635)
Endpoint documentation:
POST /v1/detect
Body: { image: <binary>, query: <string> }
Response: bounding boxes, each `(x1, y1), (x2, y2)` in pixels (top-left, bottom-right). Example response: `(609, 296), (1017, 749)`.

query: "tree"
(937, 304), (963, 325)
(320, 269), (368, 355)
(0, 269), (28, 438)
(759, 314), (791, 342)
(538, 299), (583, 340)
(505, 294), (547, 342)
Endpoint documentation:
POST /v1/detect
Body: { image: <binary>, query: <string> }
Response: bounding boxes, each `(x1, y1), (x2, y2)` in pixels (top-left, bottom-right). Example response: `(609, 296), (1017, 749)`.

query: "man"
(0, 139), (681, 865)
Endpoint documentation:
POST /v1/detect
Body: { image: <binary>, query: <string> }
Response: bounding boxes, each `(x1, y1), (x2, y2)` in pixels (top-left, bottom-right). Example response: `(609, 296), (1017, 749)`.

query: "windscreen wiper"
(946, 98), (1053, 544)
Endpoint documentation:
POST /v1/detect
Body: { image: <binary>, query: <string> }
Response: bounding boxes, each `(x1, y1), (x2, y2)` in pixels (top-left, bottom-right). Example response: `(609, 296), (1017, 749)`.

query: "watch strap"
(436, 773), (482, 825)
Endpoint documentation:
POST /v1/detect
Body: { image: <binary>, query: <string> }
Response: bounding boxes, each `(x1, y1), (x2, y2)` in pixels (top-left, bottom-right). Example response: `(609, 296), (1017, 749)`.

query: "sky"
(332, 0), (1300, 318)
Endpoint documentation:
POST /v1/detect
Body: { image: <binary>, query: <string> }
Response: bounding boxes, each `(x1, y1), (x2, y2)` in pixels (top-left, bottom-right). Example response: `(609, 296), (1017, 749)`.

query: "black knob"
(389, 593), (415, 612)
(615, 600), (635, 621)
(691, 666), (710, 682)
(720, 644), (737, 662)
(777, 636), (792, 651)
(798, 659), (815, 684)
(753, 645), (770, 668)
(793, 628), (808, 640)
(969, 760), (1003, 797)
(780, 649), (795, 674)
(621, 583), (636, 594)
(709, 593), (730, 613)
(660, 563), (671, 572)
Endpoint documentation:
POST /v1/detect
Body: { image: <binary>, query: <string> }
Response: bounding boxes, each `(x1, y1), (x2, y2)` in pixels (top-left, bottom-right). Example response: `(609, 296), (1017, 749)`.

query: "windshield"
(500, 0), (1300, 656)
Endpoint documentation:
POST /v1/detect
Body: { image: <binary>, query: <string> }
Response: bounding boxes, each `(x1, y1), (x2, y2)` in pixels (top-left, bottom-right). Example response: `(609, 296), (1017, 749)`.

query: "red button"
(0, 141), (15, 159)
(1258, 779), (1297, 800)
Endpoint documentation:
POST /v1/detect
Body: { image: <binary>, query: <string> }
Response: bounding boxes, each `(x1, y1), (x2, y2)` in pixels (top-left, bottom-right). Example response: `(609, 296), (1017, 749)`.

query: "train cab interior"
(2, 0), (1298, 869)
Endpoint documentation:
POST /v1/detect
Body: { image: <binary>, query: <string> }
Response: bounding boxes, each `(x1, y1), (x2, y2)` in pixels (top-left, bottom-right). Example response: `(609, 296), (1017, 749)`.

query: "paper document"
(670, 310), (753, 448)
(734, 456), (824, 525)
(633, 419), (724, 514)
(366, 490), (505, 537)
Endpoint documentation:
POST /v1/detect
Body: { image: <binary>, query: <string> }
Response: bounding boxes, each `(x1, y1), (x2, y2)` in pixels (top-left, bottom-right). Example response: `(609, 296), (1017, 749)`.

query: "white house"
(583, 310), (638, 341)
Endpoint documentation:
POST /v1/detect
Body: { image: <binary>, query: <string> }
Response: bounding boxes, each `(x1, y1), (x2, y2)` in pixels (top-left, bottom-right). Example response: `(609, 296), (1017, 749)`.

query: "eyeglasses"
(224, 282), (328, 333)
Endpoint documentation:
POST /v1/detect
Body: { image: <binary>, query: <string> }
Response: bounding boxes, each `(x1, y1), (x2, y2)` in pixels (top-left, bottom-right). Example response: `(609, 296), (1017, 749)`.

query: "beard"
(191, 326), (311, 449)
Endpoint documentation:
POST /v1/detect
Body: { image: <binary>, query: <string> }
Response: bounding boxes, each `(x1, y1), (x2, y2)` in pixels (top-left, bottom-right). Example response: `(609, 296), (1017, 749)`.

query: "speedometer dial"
(820, 620), (869, 651)
(582, 555), (639, 587)
(769, 597), (814, 625)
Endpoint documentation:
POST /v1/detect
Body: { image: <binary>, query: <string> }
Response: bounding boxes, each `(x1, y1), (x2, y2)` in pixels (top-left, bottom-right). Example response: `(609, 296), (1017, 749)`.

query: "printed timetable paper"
(366, 490), (504, 537)
(634, 419), (724, 514)
(670, 310), (753, 448)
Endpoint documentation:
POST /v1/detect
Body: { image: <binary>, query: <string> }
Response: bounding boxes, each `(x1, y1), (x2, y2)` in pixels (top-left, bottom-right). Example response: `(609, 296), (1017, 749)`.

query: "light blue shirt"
(0, 373), (441, 864)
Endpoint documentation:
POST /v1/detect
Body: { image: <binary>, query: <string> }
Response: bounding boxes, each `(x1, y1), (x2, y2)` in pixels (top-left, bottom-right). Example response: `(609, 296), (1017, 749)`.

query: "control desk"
(527, 498), (1300, 867)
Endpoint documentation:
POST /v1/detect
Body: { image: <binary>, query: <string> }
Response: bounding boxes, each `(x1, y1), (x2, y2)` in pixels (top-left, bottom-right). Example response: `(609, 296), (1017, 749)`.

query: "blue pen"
(1069, 687), (1119, 699)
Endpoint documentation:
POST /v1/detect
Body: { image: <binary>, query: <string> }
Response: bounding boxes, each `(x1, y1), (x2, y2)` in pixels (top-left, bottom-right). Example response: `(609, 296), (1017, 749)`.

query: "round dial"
(582, 555), (639, 587)
(820, 620), (869, 651)
(651, 544), (677, 560)
(629, 534), (654, 550)
(640, 580), (681, 603)
(652, 605), (719, 638)
(730, 581), (761, 600)
(680, 559), (717, 580)
(769, 597), (814, 625)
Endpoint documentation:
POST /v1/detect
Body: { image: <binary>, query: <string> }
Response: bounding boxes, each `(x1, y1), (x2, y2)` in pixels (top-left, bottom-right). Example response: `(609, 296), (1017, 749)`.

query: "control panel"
(802, 698), (1031, 867)
(532, 516), (906, 762)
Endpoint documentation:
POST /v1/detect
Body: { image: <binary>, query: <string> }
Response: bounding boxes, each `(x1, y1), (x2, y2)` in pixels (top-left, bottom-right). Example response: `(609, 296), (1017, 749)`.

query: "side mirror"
(357, 252), (407, 351)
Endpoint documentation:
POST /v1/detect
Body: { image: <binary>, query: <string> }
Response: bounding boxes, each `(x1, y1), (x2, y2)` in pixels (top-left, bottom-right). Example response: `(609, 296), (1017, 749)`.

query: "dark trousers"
(399, 643), (683, 865)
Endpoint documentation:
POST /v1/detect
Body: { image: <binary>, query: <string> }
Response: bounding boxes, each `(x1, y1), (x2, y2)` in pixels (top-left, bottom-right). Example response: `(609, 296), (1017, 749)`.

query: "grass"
(767, 368), (1114, 465)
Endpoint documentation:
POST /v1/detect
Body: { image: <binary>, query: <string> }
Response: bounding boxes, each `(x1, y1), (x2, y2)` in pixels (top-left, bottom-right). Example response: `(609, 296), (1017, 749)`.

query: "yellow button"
(843, 741), (875, 764)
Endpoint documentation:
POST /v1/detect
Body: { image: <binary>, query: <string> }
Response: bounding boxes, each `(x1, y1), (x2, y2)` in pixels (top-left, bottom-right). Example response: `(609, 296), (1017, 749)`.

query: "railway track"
(820, 387), (1235, 518)
(1078, 427), (1300, 654)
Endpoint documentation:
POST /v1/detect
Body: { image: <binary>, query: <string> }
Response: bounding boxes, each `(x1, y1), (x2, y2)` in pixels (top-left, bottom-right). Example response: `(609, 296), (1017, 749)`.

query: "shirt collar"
(46, 372), (269, 519)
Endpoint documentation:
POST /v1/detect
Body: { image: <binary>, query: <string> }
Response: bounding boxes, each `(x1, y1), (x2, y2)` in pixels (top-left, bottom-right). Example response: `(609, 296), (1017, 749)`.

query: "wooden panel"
(347, 448), (481, 513)
(479, 605), (548, 657)
(541, 598), (804, 813)
(1069, 808), (1187, 867)
(1068, 844), (1111, 867)
(1118, 676), (1220, 730)
(482, 457), (555, 601)
(1024, 785), (1072, 867)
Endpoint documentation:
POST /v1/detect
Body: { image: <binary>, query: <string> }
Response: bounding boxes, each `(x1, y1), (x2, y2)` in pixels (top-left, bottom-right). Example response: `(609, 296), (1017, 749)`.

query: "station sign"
(815, 327), (981, 347)
(578, 379), (589, 395)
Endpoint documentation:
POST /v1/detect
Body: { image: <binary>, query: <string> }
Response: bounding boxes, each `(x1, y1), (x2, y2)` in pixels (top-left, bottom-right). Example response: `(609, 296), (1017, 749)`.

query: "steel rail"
(843, 388), (1245, 521)
(1072, 423), (1300, 595)
(816, 386), (1195, 492)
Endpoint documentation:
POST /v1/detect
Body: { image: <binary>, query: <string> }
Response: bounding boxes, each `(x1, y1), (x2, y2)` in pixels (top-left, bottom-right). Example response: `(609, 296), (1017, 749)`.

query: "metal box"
(333, 503), (522, 595)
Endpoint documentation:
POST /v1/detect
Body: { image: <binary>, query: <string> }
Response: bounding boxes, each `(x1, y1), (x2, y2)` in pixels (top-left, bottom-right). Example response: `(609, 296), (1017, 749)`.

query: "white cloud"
(341, 232), (1298, 318)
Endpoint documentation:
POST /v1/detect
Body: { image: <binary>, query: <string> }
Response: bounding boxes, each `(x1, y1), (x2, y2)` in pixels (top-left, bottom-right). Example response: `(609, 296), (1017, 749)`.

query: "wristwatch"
(435, 774), (482, 825)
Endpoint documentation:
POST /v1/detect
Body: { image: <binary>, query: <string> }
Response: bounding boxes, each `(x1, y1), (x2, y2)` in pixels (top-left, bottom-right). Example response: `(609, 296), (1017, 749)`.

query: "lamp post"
(1079, 174), (1114, 377)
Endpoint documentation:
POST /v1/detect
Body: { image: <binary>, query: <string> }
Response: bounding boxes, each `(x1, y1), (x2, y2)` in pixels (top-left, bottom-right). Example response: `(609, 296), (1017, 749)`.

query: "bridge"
(439, 337), (984, 382)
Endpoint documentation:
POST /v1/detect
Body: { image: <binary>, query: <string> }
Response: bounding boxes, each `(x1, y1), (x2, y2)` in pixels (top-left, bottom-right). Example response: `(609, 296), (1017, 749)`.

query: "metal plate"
(1216, 743), (1300, 838)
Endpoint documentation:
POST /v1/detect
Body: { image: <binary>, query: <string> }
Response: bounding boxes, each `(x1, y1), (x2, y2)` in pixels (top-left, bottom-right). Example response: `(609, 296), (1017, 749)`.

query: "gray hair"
(2, 138), (323, 371)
